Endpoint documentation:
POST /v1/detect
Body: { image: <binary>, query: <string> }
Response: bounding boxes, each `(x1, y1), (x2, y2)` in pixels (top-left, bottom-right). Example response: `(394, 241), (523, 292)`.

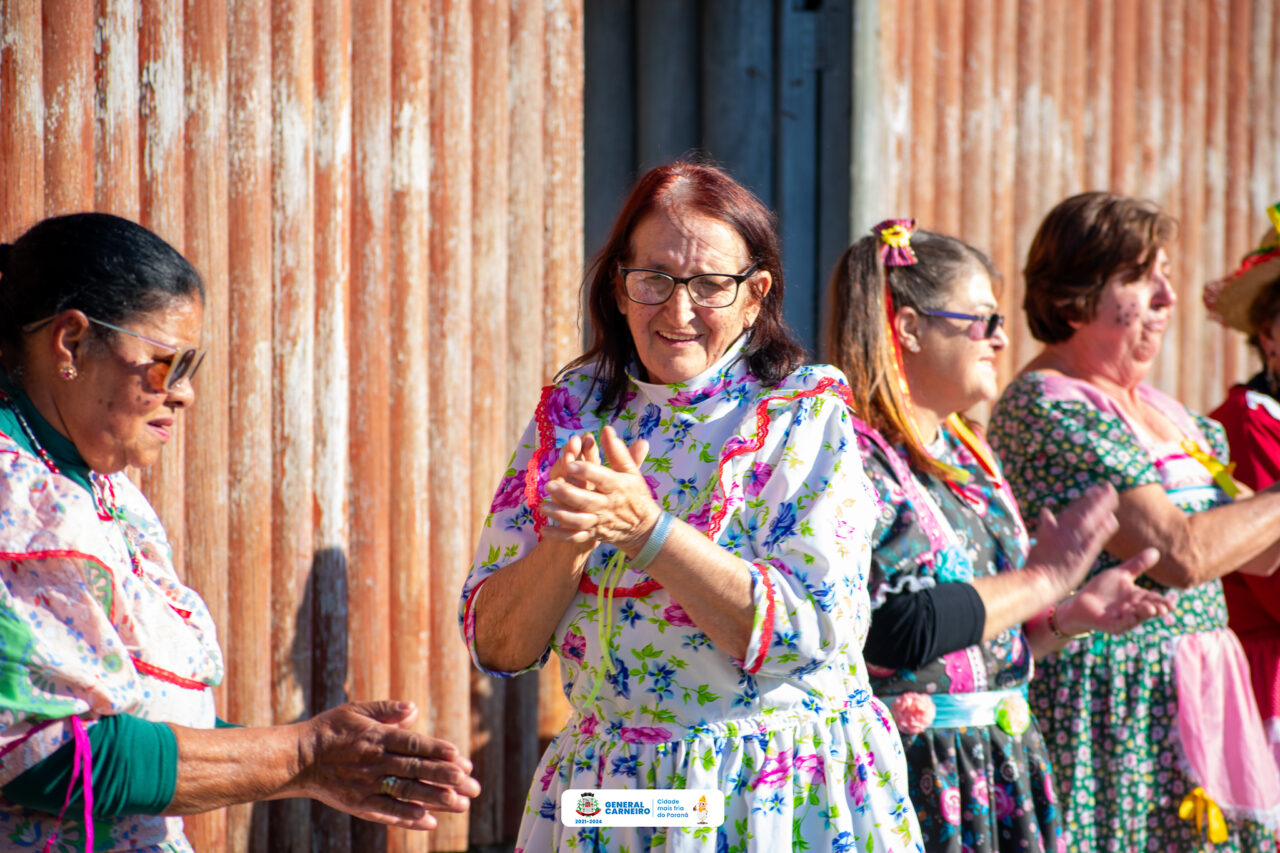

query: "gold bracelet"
(1047, 602), (1089, 640)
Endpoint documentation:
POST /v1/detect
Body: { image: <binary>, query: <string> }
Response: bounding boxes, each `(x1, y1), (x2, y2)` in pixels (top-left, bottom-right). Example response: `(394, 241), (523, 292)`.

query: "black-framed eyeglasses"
(918, 308), (1004, 341)
(22, 314), (207, 392)
(618, 262), (758, 309)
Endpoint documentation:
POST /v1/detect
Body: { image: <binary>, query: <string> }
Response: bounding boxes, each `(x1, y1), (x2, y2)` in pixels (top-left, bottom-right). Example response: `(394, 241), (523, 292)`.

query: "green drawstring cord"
(584, 548), (629, 706)
(582, 476), (721, 710)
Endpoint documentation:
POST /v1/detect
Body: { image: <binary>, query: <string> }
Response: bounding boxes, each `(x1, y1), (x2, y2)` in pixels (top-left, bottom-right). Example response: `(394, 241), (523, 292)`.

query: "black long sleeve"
(863, 582), (987, 671)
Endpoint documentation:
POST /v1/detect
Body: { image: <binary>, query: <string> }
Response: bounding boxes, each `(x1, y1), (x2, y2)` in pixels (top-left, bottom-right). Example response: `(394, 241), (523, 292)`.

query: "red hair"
(567, 160), (805, 412)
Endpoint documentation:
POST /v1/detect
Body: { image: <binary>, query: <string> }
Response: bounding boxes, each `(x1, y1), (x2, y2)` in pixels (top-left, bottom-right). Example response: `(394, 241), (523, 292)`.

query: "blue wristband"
(630, 510), (674, 572)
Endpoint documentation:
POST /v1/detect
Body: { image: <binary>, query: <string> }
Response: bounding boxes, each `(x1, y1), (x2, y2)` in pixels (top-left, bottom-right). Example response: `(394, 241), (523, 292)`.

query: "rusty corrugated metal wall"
(0, 1), (581, 850)
(7, 0), (1280, 850)
(854, 0), (1280, 415)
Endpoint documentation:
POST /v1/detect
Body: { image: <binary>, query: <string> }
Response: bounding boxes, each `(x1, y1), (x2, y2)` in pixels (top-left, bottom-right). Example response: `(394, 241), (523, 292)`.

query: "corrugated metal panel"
(584, 0), (853, 353)
(867, 0), (1280, 416)
(0, 2), (582, 850)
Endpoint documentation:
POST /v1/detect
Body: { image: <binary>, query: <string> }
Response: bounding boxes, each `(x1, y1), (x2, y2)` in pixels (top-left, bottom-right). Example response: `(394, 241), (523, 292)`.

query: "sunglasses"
(918, 308), (1005, 341)
(86, 318), (207, 392)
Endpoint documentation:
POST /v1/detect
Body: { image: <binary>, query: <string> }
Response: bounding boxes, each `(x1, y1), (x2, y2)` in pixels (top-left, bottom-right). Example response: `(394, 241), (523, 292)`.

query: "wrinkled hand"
(543, 425), (661, 555)
(1055, 548), (1171, 635)
(296, 701), (480, 830)
(1026, 484), (1121, 599)
(547, 432), (600, 491)
(543, 433), (602, 558)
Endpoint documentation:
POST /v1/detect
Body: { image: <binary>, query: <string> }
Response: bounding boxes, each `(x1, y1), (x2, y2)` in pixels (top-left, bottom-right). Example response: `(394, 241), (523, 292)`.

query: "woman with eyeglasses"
(463, 162), (923, 852)
(988, 193), (1280, 852)
(0, 213), (478, 851)
(825, 223), (1171, 853)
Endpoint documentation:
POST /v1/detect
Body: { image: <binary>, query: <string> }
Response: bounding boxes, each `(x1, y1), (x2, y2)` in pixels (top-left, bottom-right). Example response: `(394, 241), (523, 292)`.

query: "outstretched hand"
(1054, 548), (1171, 635)
(543, 425), (661, 555)
(1026, 484), (1122, 599)
(295, 701), (481, 830)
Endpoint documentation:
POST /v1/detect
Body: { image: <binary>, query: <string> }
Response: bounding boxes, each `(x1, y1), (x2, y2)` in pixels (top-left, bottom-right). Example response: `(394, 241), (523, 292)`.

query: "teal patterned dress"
(858, 423), (1060, 853)
(989, 371), (1274, 853)
(461, 341), (923, 853)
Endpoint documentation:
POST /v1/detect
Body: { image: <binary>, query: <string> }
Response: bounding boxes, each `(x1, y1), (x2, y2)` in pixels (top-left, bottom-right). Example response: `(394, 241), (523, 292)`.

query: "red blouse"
(1211, 383), (1280, 638)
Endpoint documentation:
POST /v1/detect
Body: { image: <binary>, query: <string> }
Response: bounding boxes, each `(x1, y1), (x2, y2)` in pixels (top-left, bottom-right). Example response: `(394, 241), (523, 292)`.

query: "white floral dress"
(0, 411), (223, 852)
(461, 341), (923, 852)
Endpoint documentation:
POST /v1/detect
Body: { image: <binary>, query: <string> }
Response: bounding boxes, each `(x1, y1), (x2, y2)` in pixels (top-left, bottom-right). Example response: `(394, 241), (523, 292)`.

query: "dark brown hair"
(1023, 192), (1177, 343)
(826, 228), (997, 477)
(566, 160), (805, 413)
(1248, 279), (1280, 361)
(0, 213), (203, 365)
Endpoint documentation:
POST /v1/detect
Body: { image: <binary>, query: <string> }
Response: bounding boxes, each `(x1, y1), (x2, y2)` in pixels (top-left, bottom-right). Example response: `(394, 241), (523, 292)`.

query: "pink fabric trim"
(36, 716), (93, 853)
(849, 416), (951, 557)
(1035, 374), (1208, 448)
(941, 648), (977, 694)
(1174, 629), (1280, 829)
(745, 564), (776, 674)
(130, 657), (210, 691)
(706, 378), (839, 540)
(462, 575), (490, 653)
(0, 718), (56, 762)
(0, 548), (120, 622)
(576, 574), (662, 598)
(525, 385), (555, 538)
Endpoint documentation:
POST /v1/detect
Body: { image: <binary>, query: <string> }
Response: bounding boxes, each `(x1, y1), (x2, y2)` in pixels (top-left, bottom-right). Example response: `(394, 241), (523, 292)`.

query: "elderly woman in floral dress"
(990, 192), (1280, 851)
(0, 214), (479, 853)
(461, 162), (923, 852)
(825, 221), (1169, 853)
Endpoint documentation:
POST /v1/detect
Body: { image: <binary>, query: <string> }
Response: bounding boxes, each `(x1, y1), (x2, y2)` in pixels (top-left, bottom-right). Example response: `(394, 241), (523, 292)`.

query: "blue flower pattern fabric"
(461, 341), (923, 852)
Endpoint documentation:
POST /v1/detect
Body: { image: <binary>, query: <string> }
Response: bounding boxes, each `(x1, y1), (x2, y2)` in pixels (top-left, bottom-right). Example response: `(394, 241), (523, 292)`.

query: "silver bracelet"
(630, 510), (674, 573)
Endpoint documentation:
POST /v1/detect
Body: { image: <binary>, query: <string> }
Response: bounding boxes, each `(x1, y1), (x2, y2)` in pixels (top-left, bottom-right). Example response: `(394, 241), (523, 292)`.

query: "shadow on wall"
(254, 546), (391, 851)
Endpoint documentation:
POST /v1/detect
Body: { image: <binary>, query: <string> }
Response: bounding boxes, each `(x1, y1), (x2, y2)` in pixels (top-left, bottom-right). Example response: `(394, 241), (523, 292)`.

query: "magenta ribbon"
(43, 716), (94, 853)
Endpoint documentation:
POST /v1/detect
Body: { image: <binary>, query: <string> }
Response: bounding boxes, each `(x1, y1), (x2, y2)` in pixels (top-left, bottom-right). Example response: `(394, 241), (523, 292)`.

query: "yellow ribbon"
(946, 413), (1008, 486)
(1267, 202), (1280, 236)
(1181, 439), (1241, 498)
(1178, 787), (1229, 843)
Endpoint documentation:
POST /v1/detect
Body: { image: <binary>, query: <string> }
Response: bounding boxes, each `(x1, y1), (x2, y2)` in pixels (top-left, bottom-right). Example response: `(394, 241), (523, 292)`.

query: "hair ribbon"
(875, 218), (918, 267)
(875, 217), (970, 486)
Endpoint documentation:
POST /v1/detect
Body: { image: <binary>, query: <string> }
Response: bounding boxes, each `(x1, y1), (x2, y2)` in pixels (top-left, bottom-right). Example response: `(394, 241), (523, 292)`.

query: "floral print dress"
(989, 371), (1276, 853)
(857, 422), (1060, 853)
(461, 341), (923, 852)
(0, 415), (223, 851)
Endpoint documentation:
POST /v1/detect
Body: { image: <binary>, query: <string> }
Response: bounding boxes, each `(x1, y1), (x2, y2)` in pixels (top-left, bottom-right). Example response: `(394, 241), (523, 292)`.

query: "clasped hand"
(543, 425), (663, 557)
(1028, 483), (1170, 635)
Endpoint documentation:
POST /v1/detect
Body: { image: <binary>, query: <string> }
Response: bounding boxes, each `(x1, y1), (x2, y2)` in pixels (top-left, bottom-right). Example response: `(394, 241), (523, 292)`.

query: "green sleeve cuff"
(1, 714), (178, 816)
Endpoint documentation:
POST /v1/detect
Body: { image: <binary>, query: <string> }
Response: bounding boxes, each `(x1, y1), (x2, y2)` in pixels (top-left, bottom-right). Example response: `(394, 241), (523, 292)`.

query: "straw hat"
(1204, 202), (1280, 333)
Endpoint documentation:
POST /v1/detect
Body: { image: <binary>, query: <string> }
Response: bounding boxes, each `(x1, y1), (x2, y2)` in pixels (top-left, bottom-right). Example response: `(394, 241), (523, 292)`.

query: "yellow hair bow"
(1178, 787), (1228, 843)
